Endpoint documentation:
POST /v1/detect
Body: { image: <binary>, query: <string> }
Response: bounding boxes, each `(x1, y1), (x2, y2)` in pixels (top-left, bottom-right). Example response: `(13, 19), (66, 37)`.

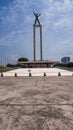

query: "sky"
(0, 0), (73, 64)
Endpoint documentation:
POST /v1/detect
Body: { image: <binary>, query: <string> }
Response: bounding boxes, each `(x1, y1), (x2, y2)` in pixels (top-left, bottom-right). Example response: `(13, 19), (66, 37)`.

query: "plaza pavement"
(0, 68), (73, 129)
(0, 76), (73, 129)
(2, 67), (73, 76)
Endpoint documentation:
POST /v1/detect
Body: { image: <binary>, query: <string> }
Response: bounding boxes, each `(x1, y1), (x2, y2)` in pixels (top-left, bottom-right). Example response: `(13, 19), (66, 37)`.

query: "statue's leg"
(38, 19), (40, 25)
(35, 20), (36, 24)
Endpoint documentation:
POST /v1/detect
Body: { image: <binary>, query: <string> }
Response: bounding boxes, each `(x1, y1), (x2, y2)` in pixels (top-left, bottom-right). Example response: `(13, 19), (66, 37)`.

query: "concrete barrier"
(58, 72), (61, 76)
(15, 73), (17, 77)
(29, 73), (32, 77)
(44, 72), (46, 76)
(1, 72), (3, 77)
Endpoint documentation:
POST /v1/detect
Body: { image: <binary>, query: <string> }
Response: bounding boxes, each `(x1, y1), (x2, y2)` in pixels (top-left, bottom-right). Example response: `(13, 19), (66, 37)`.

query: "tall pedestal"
(33, 24), (43, 61)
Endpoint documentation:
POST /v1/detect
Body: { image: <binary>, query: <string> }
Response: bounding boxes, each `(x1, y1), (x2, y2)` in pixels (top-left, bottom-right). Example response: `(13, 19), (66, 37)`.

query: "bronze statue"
(33, 12), (41, 25)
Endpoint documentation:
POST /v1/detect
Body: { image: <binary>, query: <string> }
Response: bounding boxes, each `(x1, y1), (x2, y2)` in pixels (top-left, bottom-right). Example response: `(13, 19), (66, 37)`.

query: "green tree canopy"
(18, 57), (29, 62)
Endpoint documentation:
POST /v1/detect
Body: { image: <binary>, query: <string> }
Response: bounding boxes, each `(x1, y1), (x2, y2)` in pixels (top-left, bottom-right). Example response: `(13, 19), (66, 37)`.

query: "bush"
(0, 66), (6, 70)
(7, 64), (15, 68)
(54, 62), (73, 68)
(67, 62), (73, 67)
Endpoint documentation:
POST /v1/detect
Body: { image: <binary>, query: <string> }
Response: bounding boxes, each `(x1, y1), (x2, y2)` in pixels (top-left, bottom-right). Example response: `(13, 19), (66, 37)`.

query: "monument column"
(33, 12), (43, 61)
(33, 25), (36, 61)
(40, 24), (42, 61)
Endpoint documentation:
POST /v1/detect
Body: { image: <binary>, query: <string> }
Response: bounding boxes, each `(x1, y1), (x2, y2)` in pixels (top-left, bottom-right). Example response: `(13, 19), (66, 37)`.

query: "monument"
(18, 13), (59, 68)
(33, 12), (42, 61)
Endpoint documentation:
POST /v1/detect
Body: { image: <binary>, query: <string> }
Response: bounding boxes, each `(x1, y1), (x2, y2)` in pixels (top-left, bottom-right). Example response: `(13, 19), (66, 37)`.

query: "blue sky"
(0, 0), (73, 64)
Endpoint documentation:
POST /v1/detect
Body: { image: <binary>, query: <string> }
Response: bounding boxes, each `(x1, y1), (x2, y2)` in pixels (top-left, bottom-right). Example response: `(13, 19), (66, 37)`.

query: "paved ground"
(3, 68), (73, 76)
(0, 76), (73, 130)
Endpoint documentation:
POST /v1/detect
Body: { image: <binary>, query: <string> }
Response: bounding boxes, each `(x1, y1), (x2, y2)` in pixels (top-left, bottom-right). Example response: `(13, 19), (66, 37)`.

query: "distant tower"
(33, 12), (43, 61)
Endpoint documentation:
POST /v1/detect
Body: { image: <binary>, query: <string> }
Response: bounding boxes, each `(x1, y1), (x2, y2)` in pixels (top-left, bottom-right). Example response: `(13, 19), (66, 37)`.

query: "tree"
(7, 64), (15, 67)
(18, 57), (29, 62)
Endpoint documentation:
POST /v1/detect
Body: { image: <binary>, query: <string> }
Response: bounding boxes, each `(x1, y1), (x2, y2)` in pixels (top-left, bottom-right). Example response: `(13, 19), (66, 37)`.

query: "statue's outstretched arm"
(38, 14), (41, 17)
(33, 12), (36, 16)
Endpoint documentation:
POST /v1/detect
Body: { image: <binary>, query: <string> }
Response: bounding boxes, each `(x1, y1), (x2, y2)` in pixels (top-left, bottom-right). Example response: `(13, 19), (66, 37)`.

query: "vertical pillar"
(40, 25), (42, 61)
(33, 24), (43, 61)
(33, 25), (36, 61)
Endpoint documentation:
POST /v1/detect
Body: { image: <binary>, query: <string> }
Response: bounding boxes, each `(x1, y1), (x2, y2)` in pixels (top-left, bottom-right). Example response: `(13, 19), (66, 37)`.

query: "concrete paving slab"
(0, 76), (73, 129)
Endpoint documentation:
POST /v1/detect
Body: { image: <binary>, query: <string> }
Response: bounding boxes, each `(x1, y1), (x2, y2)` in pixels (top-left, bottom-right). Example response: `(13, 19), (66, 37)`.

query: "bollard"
(29, 73), (32, 77)
(44, 72), (46, 76)
(1, 72), (3, 77)
(15, 73), (17, 77)
(58, 72), (61, 76)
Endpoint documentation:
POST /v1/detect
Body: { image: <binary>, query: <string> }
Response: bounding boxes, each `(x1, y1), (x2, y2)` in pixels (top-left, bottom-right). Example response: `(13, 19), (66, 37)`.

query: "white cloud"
(13, 0), (27, 13)
(54, 17), (73, 28)
(0, 31), (16, 45)
(40, 0), (73, 36)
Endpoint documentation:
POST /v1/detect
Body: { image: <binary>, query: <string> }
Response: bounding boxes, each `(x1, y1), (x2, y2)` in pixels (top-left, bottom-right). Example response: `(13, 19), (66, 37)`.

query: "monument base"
(18, 61), (59, 68)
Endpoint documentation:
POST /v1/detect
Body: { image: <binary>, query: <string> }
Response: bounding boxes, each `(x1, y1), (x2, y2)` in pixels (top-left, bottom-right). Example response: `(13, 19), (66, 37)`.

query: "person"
(33, 12), (41, 25)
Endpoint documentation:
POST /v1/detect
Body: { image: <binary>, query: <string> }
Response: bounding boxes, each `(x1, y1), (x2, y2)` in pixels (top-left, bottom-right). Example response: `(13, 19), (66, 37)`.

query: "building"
(61, 57), (70, 64)
(18, 60), (59, 68)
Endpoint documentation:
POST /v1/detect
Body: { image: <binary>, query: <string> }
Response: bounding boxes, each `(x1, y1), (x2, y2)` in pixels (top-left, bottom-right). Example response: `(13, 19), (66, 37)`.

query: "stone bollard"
(15, 73), (17, 77)
(58, 72), (61, 76)
(1, 72), (3, 77)
(29, 73), (32, 77)
(44, 72), (46, 76)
